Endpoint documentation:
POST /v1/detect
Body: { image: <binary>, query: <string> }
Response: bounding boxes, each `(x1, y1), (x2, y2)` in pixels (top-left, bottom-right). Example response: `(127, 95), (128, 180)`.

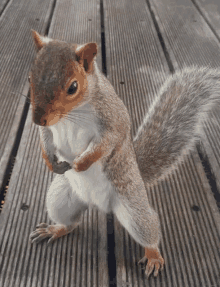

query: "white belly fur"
(64, 162), (114, 213)
(49, 103), (114, 213)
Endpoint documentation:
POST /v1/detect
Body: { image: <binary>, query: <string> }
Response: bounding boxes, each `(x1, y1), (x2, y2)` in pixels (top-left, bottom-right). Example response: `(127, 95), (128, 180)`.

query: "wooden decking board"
(192, 0), (220, 39)
(0, 0), (10, 16)
(0, 81), (28, 190)
(0, 0), (109, 286)
(104, 0), (220, 286)
(148, 0), (220, 69)
(0, 0), (55, 190)
(0, 121), (43, 287)
(104, 0), (171, 136)
(202, 110), (220, 192)
(48, 0), (101, 68)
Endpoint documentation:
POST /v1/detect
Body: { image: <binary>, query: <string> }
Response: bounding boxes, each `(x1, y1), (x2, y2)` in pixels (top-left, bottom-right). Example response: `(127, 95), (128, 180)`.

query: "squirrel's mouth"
(33, 106), (62, 126)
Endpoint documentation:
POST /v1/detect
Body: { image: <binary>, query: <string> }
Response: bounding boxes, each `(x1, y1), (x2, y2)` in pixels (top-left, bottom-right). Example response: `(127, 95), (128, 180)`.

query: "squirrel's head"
(30, 30), (97, 126)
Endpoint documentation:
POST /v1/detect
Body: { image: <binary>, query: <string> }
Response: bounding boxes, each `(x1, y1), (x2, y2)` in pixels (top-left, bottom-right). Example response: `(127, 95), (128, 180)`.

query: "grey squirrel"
(29, 30), (220, 277)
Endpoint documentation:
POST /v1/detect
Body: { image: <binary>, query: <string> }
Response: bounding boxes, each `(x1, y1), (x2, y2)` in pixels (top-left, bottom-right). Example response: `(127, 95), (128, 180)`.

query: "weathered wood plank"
(0, 0), (108, 286)
(192, 0), (220, 39)
(104, 0), (170, 136)
(0, 0), (55, 189)
(148, 0), (220, 69)
(201, 109), (220, 191)
(192, 0), (220, 191)
(0, 0), (10, 15)
(103, 0), (220, 286)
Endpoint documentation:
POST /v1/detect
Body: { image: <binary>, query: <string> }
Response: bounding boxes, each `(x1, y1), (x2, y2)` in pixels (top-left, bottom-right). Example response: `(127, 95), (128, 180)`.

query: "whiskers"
(63, 109), (97, 129)
(1, 82), (31, 103)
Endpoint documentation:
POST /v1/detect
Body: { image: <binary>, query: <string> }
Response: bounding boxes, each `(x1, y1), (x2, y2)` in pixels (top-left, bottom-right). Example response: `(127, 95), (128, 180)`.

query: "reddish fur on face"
(44, 63), (88, 126)
(30, 60), (88, 126)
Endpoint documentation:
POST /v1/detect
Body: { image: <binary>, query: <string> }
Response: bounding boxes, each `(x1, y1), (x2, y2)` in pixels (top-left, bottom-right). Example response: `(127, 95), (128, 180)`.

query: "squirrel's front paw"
(138, 247), (164, 277)
(73, 156), (92, 172)
(52, 158), (72, 174)
(30, 223), (69, 244)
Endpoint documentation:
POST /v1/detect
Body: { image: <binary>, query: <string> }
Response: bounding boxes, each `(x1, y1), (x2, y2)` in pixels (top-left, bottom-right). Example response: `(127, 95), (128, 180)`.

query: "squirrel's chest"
(49, 119), (98, 162)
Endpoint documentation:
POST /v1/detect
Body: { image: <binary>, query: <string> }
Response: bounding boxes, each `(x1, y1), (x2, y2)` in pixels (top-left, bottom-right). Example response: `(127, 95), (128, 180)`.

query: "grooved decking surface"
(0, 0), (54, 188)
(1, 0), (220, 286)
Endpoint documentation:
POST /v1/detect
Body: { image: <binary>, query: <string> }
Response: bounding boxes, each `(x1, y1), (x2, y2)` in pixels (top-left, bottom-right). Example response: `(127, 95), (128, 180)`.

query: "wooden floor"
(1, 0), (220, 286)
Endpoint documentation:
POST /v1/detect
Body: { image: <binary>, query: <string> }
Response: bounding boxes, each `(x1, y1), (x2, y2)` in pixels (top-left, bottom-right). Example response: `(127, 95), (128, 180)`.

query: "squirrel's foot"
(138, 247), (164, 277)
(30, 223), (72, 245)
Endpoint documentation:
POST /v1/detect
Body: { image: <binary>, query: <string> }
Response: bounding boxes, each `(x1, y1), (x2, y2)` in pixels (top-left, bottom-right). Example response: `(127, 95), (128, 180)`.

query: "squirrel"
(29, 30), (220, 278)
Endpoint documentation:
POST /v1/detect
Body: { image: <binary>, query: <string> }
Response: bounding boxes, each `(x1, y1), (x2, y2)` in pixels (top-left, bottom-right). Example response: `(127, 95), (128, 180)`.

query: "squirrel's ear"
(31, 30), (51, 51)
(76, 43), (98, 72)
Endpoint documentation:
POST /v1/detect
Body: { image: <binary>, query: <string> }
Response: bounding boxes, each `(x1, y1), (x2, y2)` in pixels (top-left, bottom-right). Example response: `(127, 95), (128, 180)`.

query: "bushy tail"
(133, 66), (220, 185)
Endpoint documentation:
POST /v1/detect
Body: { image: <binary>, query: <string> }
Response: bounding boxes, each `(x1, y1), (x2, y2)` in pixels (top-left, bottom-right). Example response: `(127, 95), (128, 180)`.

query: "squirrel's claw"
(36, 223), (48, 228)
(30, 231), (52, 244)
(138, 256), (147, 265)
(30, 223), (71, 244)
(47, 236), (56, 245)
(30, 223), (53, 244)
(138, 255), (164, 278)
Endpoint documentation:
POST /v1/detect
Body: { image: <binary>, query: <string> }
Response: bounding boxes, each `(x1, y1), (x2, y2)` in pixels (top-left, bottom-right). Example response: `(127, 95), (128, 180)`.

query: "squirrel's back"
(134, 66), (220, 185)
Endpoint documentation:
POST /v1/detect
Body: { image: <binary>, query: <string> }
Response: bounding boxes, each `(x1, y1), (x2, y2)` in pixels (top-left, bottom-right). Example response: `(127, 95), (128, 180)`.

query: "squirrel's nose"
(33, 106), (47, 126)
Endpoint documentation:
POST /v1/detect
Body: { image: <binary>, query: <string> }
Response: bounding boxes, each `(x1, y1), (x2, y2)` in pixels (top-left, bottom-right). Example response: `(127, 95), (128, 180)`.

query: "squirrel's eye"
(67, 81), (78, 95)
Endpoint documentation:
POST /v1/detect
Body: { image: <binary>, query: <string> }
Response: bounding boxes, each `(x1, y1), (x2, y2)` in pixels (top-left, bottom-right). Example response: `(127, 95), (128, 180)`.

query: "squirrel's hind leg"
(113, 196), (164, 277)
(30, 174), (87, 244)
